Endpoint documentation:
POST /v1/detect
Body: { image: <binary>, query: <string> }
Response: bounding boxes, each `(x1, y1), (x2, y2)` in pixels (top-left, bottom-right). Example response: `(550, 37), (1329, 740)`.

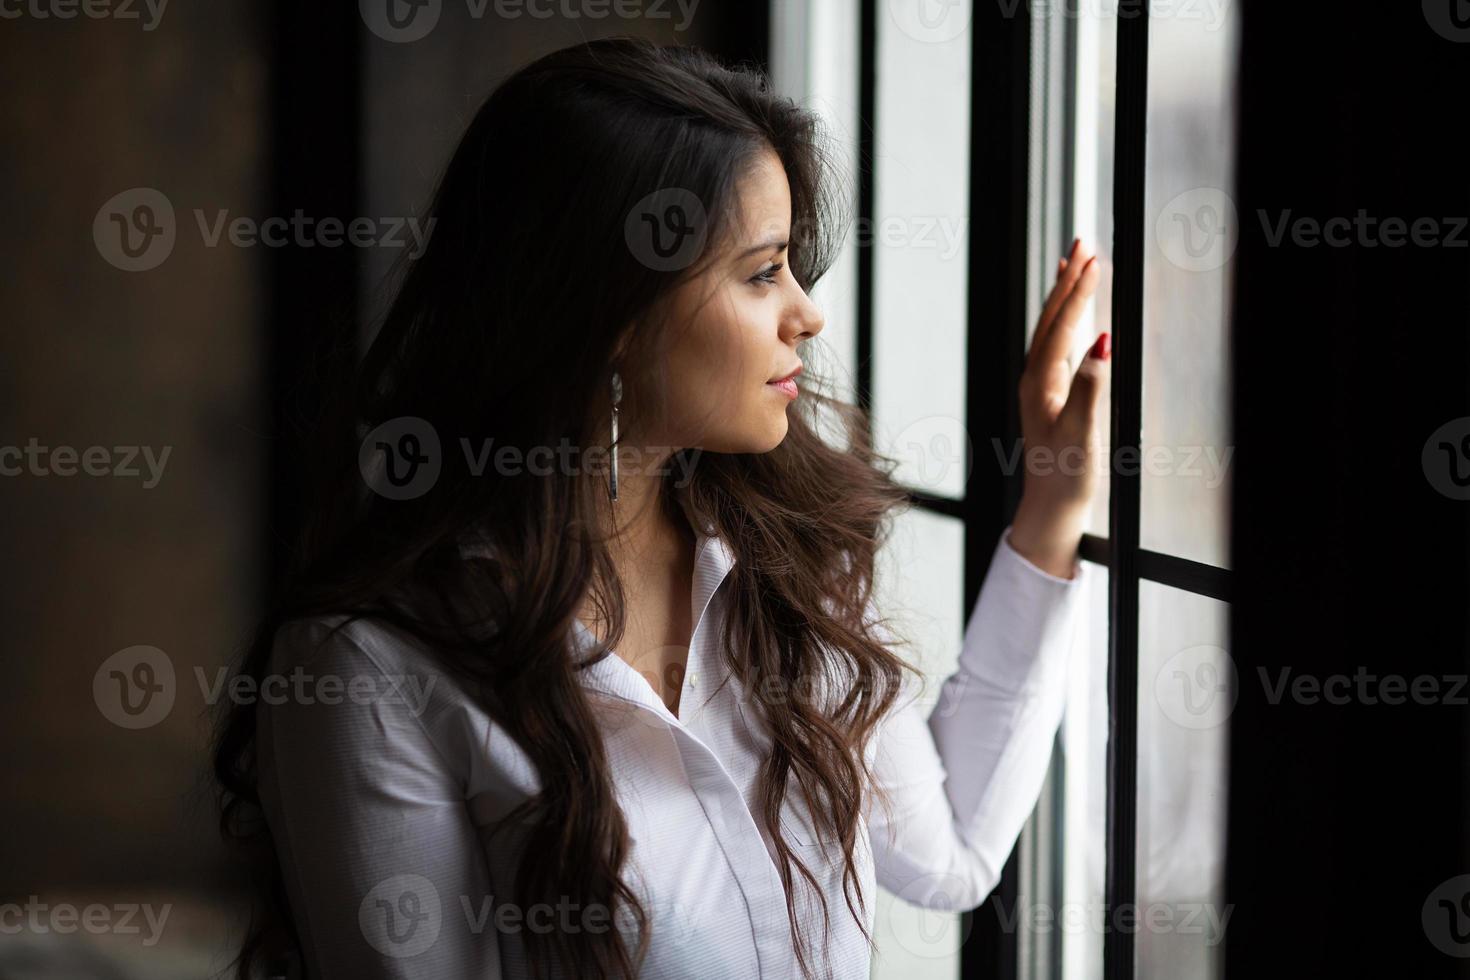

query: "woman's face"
(633, 147), (826, 454)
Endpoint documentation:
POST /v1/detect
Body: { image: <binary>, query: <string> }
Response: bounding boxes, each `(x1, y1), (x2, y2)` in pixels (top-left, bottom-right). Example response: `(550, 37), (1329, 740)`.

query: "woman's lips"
(766, 377), (799, 399)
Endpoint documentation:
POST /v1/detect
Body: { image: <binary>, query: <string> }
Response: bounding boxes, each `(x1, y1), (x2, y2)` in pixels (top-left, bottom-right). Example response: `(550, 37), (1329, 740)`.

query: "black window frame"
(850, 2), (1235, 977)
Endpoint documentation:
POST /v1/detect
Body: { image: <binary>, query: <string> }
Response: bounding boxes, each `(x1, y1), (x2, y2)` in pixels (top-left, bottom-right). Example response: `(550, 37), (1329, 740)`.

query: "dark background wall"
(0, 5), (269, 975)
(1226, 3), (1470, 978)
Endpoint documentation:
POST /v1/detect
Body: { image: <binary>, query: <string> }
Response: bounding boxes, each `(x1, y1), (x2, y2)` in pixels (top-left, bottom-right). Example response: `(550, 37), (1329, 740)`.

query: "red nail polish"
(1089, 332), (1111, 361)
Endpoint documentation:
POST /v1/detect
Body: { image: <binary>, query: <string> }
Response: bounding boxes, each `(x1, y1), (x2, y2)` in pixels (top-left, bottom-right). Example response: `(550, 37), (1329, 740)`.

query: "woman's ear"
(611, 323), (633, 363)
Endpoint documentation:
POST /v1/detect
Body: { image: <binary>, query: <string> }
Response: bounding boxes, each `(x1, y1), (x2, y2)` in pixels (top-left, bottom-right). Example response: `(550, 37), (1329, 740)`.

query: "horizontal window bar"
(1080, 533), (1233, 603)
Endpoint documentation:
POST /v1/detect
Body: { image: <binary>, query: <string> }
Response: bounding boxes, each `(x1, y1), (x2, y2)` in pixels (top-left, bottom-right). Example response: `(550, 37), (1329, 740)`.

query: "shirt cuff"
(997, 525), (1086, 586)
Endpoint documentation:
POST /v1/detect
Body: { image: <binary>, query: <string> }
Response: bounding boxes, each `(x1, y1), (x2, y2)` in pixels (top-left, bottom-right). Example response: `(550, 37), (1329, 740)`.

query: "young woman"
(213, 36), (1108, 980)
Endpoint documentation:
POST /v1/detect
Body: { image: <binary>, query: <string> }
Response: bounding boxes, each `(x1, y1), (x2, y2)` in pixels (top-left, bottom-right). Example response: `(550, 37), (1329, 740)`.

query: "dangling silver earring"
(608, 371), (622, 502)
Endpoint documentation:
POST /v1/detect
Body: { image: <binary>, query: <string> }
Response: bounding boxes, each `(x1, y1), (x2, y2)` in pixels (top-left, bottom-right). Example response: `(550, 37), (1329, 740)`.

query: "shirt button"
(688, 673), (698, 688)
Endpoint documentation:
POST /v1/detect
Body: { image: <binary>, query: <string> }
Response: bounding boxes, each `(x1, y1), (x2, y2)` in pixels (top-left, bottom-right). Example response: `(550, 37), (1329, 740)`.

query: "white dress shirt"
(257, 522), (1088, 979)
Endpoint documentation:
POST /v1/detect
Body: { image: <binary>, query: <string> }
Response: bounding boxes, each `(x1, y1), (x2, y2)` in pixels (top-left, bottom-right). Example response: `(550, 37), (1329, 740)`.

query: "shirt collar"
(455, 496), (738, 716)
(575, 503), (737, 718)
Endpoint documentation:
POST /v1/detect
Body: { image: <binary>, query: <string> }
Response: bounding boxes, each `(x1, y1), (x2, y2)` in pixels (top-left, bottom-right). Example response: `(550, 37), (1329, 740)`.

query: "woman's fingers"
(1034, 238), (1088, 346)
(1030, 255), (1101, 384)
(1034, 239), (1093, 373)
(1060, 333), (1112, 434)
(1037, 241), (1079, 334)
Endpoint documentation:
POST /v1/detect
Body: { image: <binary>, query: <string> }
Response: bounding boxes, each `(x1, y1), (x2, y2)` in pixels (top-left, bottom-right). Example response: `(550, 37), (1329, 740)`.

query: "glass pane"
(770, 0), (862, 407)
(1022, 4), (1115, 545)
(1021, 558), (1109, 980)
(871, 506), (965, 979)
(1074, 6), (1117, 543)
(1139, 2), (1241, 567)
(1060, 559), (1110, 979)
(1020, 9), (1113, 980)
(1135, 580), (1232, 980)
(871, 1), (972, 499)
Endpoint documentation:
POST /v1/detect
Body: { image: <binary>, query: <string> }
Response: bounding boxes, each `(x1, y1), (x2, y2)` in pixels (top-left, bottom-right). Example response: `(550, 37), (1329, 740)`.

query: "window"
(773, 1), (1240, 978)
(1025, 4), (1240, 978)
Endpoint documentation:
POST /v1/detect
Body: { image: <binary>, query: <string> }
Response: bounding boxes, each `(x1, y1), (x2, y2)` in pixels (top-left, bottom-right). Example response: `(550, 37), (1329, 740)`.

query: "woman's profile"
(213, 35), (1108, 980)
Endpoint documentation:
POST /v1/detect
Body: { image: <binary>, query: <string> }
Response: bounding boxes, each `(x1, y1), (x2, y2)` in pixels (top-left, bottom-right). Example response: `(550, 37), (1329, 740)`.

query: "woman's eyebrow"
(734, 238), (789, 260)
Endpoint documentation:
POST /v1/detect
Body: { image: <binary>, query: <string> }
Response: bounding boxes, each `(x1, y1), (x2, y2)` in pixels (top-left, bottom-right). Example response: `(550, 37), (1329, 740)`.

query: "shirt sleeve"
(865, 525), (1088, 911)
(256, 617), (504, 979)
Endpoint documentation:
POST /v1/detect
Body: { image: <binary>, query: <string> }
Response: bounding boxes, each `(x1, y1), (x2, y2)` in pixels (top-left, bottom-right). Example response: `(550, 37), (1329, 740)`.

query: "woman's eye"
(751, 262), (783, 287)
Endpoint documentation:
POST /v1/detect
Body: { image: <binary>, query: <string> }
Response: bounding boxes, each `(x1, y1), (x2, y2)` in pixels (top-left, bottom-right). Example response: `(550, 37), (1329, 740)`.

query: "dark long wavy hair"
(214, 36), (920, 980)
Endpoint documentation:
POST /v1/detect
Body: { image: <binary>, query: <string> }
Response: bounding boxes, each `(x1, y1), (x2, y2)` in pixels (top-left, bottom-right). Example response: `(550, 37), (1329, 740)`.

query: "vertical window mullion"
(960, 0), (1037, 976)
(1103, 4), (1149, 980)
(855, 0), (876, 420)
